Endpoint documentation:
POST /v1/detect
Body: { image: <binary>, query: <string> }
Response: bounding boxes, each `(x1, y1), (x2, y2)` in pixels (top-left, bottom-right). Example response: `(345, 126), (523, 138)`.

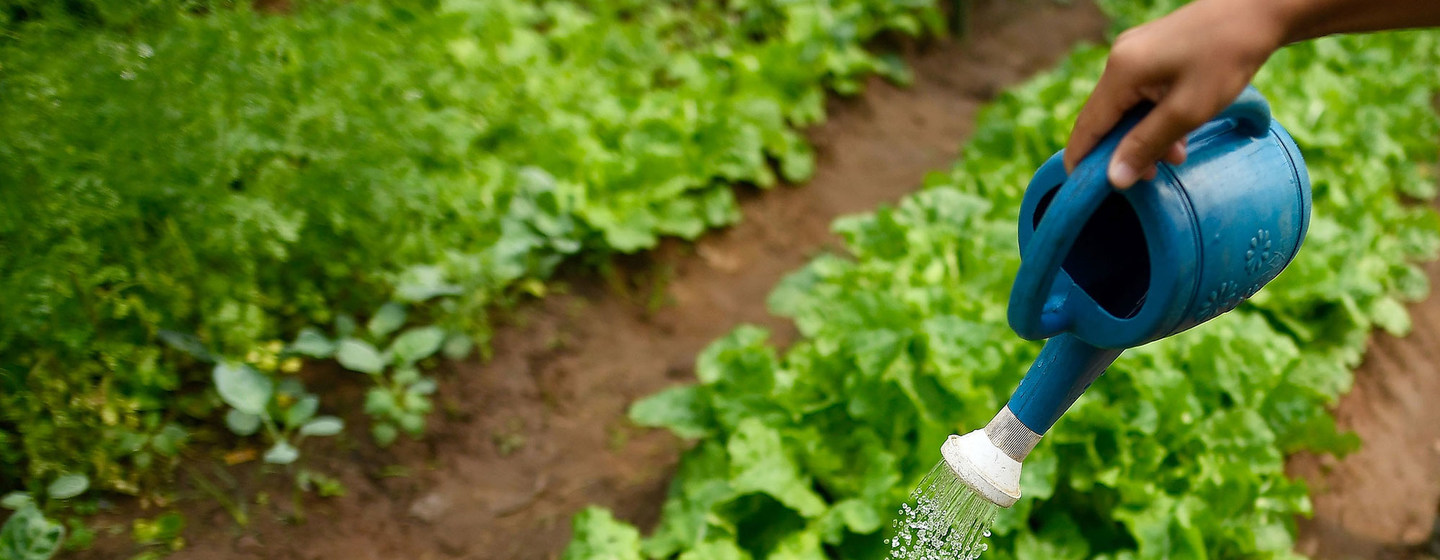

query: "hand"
(1063, 0), (1291, 188)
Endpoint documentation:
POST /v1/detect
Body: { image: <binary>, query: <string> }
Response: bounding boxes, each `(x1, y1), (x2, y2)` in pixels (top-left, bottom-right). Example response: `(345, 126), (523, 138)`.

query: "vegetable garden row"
(560, 1), (1440, 558)
(2, 0), (1439, 558)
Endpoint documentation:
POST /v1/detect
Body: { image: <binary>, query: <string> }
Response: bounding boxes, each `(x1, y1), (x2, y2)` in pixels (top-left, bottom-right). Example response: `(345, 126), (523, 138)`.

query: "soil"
(68, 1), (1440, 559)
(1289, 255), (1440, 560)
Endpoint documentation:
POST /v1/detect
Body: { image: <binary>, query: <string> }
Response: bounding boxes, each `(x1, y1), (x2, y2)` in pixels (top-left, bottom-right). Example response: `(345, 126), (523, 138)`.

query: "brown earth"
(69, 1), (1440, 559)
(73, 2), (1110, 559)
(1290, 255), (1440, 560)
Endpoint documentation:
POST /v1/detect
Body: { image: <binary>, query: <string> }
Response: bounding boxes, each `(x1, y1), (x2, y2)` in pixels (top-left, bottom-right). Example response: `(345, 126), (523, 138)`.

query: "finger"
(1109, 90), (1217, 188)
(1065, 72), (1145, 173)
(1142, 165), (1158, 181)
(1162, 138), (1187, 166)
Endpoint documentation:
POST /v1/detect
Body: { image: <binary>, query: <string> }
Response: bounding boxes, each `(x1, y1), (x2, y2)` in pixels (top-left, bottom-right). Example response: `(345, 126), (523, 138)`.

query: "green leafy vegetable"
(566, 3), (1440, 558)
(563, 507), (645, 560)
(0, 493), (63, 560)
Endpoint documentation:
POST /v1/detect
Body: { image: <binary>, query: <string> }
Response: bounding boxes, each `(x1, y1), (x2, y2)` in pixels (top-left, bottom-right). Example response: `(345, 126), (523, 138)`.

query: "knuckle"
(1107, 42), (1141, 69)
(1158, 103), (1208, 127)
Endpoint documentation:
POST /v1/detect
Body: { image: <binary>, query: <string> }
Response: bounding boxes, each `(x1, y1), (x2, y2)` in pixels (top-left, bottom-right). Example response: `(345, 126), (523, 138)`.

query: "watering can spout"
(1005, 335), (1122, 437)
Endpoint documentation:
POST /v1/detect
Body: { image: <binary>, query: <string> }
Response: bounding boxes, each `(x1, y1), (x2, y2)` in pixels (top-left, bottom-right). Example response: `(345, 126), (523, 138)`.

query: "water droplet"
(886, 460), (999, 560)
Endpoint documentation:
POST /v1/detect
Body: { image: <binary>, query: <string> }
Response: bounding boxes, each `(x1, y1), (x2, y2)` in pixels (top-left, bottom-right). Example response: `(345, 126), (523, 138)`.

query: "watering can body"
(1000, 86), (1311, 437)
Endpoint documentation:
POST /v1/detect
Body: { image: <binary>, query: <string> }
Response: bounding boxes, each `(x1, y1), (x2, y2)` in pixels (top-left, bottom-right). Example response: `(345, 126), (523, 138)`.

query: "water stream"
(887, 460), (999, 560)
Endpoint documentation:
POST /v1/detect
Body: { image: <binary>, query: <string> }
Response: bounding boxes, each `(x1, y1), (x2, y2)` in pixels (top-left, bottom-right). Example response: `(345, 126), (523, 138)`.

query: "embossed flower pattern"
(1196, 281), (1239, 322)
(1245, 229), (1272, 275)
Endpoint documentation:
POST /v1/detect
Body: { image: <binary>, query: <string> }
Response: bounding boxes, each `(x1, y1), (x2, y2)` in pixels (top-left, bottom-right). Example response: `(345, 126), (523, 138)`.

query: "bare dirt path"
(1291, 255), (1440, 559)
(74, 2), (1109, 559)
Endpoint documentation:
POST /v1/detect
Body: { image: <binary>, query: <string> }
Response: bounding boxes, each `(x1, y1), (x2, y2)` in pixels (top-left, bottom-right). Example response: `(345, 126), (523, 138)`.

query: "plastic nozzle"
(939, 407), (1038, 508)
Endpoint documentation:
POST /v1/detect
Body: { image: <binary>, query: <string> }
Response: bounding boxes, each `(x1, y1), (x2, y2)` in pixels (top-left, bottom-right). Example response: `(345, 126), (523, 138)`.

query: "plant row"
(562, 1), (1440, 558)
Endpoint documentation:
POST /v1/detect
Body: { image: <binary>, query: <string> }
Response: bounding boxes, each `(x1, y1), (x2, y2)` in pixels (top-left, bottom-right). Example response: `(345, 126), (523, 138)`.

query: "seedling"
(289, 301), (469, 446)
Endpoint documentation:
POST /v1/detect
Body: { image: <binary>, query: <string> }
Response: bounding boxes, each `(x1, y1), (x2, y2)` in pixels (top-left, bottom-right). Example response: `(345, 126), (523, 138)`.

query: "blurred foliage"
(0, 0), (942, 499)
(564, 2), (1440, 559)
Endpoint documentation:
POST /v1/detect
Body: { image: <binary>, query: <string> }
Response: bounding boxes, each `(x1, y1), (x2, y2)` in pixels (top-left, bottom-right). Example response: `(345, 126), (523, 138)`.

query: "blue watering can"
(941, 86), (1311, 507)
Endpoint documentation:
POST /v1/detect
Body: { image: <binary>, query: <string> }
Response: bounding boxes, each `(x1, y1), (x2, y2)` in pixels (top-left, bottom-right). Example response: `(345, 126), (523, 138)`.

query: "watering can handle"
(1007, 86), (1271, 341)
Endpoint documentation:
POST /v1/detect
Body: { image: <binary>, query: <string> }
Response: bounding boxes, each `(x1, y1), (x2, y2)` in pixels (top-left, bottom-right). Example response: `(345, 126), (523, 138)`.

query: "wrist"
(1269, 0), (1352, 44)
(1245, 0), (1306, 49)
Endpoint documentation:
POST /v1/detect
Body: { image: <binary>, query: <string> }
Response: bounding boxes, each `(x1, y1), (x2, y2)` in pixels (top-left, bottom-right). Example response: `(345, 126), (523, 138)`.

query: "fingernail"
(1108, 159), (1138, 188)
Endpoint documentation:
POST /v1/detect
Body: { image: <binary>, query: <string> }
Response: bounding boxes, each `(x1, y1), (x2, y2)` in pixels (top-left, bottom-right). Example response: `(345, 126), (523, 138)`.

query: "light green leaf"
(389, 326), (447, 364)
(630, 385), (710, 439)
(46, 474), (89, 500)
(561, 507), (643, 560)
(372, 423), (399, 447)
(726, 419), (826, 518)
(677, 540), (752, 560)
(394, 265), (463, 303)
(1, 494), (33, 510)
(1370, 296), (1412, 335)
(442, 332), (474, 360)
(299, 417), (344, 437)
(263, 441), (299, 465)
(367, 302), (408, 339)
(284, 395), (319, 428)
(336, 339), (385, 375)
(408, 378), (438, 396)
(212, 362), (273, 416)
(335, 314), (358, 339)
(289, 328), (336, 358)
(225, 409), (262, 436)
(0, 502), (63, 560)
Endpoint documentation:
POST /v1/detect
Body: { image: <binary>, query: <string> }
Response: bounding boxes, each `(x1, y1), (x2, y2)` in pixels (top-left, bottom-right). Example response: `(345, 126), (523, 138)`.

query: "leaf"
(150, 424), (188, 457)
(407, 378), (438, 396)
(372, 423), (399, 447)
(367, 302), (408, 339)
(1, 494), (34, 510)
(561, 507), (643, 560)
(394, 265), (463, 303)
(263, 441), (299, 465)
(1370, 296), (1412, 335)
(335, 314), (358, 339)
(442, 332), (474, 360)
(388, 326), (447, 364)
(629, 385), (710, 439)
(131, 512), (184, 546)
(726, 419), (826, 518)
(676, 540), (752, 560)
(225, 410), (261, 436)
(46, 474), (89, 500)
(299, 417), (344, 437)
(0, 502), (63, 560)
(157, 330), (215, 362)
(212, 362), (273, 416)
(336, 339), (385, 375)
(289, 328), (336, 358)
(284, 395), (319, 428)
